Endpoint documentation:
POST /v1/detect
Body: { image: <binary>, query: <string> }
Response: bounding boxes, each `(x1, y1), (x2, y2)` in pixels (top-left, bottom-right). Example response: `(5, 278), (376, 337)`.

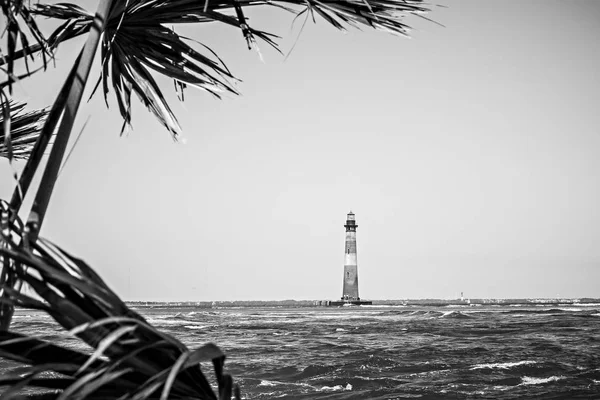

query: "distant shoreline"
(123, 298), (600, 309)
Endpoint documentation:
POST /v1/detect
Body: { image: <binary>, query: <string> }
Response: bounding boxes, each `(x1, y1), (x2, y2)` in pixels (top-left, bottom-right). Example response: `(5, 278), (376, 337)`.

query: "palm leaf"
(0, 99), (48, 160)
(0, 205), (239, 399)
(0, 0), (52, 92)
(29, 0), (430, 137)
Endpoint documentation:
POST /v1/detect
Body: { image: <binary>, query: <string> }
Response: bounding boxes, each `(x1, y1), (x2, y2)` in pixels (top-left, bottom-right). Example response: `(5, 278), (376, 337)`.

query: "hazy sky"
(2, 0), (599, 301)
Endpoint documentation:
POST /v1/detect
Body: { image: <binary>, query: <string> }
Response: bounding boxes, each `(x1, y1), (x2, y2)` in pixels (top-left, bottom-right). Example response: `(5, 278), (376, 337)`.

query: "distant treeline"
(371, 298), (600, 306)
(126, 300), (315, 308)
(125, 298), (600, 308)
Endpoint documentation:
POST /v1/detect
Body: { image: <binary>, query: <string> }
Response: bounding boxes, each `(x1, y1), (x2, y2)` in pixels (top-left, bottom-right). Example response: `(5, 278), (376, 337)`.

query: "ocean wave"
(503, 308), (583, 315)
(146, 318), (210, 329)
(296, 364), (338, 380)
(146, 318), (196, 326)
(183, 325), (213, 330)
(471, 360), (536, 370)
(384, 310), (445, 319)
(440, 311), (472, 319)
(256, 379), (315, 390)
(408, 368), (452, 377)
(11, 315), (34, 319)
(309, 314), (381, 320)
(520, 376), (565, 385)
(255, 379), (352, 393)
(318, 383), (352, 392)
(484, 384), (516, 392)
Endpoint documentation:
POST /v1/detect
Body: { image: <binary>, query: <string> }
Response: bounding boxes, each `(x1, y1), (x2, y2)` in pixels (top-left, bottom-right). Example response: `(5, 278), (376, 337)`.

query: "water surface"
(9, 304), (600, 399)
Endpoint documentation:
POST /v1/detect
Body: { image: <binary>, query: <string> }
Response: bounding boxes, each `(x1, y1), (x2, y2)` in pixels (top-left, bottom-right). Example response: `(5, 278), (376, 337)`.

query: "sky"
(1, 0), (599, 301)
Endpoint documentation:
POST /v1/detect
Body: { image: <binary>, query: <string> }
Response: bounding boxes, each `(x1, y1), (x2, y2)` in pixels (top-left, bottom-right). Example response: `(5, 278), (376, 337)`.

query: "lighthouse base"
(328, 300), (372, 307)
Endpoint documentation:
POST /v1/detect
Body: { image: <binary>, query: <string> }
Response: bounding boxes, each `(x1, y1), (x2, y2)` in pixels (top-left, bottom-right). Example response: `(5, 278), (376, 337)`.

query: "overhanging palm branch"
(0, 199), (238, 399)
(0, 99), (48, 160)
(30, 0), (431, 137)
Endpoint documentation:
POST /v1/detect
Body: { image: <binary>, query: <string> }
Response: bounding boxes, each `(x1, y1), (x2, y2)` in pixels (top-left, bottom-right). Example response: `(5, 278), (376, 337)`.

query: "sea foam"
(471, 360), (536, 370)
(520, 376), (565, 385)
(319, 384), (352, 391)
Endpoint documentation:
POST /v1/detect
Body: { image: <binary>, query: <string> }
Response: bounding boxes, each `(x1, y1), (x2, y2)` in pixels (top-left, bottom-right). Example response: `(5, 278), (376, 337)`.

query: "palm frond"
(100, 23), (240, 138)
(0, 199), (239, 399)
(0, 99), (48, 160)
(0, 0), (52, 92)
(33, 3), (94, 50)
(31, 0), (430, 137)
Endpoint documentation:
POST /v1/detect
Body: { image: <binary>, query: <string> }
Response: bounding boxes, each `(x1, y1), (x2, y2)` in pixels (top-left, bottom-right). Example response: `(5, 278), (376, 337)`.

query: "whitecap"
(471, 360), (536, 370)
(335, 328), (347, 332)
(184, 325), (212, 330)
(258, 380), (277, 387)
(319, 385), (342, 392)
(146, 318), (188, 325)
(146, 319), (208, 328)
(487, 385), (513, 392)
(317, 383), (352, 392)
(439, 311), (471, 319)
(520, 376), (565, 385)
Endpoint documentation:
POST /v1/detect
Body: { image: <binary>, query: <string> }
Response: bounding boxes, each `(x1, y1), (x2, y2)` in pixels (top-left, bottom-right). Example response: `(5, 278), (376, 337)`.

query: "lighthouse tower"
(342, 211), (360, 301)
(322, 211), (371, 306)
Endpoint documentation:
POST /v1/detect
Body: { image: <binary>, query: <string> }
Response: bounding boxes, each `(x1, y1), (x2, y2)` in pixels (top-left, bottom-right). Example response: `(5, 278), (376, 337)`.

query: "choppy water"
(7, 304), (600, 399)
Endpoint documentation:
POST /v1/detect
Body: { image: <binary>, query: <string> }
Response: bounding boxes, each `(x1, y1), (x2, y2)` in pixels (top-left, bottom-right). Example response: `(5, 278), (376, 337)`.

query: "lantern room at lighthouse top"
(344, 211), (358, 231)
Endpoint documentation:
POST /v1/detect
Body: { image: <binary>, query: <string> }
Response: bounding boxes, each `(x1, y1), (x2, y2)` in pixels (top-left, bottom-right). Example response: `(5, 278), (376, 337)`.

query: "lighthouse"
(342, 211), (360, 300)
(329, 211), (371, 306)
(318, 211), (372, 307)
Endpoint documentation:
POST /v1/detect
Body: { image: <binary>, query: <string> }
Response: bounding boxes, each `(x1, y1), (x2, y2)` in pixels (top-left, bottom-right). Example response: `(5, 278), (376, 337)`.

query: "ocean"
(7, 303), (600, 399)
